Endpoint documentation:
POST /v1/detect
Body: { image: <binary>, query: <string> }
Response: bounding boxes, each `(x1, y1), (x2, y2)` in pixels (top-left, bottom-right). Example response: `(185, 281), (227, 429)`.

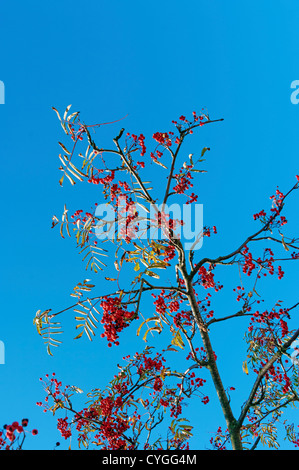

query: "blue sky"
(0, 0), (299, 449)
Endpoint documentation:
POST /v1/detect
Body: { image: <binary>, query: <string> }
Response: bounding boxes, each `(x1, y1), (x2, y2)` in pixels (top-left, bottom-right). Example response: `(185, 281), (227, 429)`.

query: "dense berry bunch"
(100, 297), (136, 347)
(57, 417), (72, 440)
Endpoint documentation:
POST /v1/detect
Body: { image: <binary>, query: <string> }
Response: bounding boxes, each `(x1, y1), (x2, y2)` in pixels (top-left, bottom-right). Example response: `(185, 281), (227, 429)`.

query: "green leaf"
(201, 147), (210, 157)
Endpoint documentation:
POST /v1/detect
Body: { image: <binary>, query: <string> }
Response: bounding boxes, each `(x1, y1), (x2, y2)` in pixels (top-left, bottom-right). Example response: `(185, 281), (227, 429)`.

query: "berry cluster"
(0, 419), (37, 450)
(126, 132), (146, 156)
(173, 166), (193, 195)
(197, 265), (223, 291)
(38, 344), (195, 450)
(100, 297), (136, 347)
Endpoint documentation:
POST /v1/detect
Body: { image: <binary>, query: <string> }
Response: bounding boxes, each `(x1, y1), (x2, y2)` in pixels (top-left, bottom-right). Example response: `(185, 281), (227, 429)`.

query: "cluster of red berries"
(162, 244), (176, 262)
(100, 297), (136, 347)
(186, 193), (198, 204)
(150, 149), (163, 162)
(186, 346), (207, 362)
(173, 166), (193, 195)
(88, 169), (115, 186)
(189, 371), (206, 389)
(137, 351), (165, 377)
(241, 246), (256, 276)
(152, 290), (185, 324)
(69, 124), (85, 142)
(201, 396), (209, 405)
(57, 417), (72, 440)
(126, 132), (146, 156)
(253, 209), (267, 220)
(173, 310), (193, 328)
(197, 266), (217, 289)
(0, 419), (37, 449)
(203, 226), (217, 237)
(172, 111), (205, 128)
(153, 131), (173, 146)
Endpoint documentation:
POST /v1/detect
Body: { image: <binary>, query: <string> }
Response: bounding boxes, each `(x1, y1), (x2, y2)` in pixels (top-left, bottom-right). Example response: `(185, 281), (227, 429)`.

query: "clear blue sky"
(0, 0), (299, 450)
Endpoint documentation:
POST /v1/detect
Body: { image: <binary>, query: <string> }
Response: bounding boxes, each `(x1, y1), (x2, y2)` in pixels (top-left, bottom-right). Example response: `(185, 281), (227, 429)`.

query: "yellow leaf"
(253, 288), (261, 297)
(74, 331), (84, 340)
(52, 106), (62, 121)
(134, 262), (140, 271)
(136, 317), (160, 337)
(281, 233), (289, 251)
(242, 360), (249, 375)
(142, 326), (162, 342)
(145, 270), (160, 279)
(58, 142), (71, 155)
(171, 330), (185, 349)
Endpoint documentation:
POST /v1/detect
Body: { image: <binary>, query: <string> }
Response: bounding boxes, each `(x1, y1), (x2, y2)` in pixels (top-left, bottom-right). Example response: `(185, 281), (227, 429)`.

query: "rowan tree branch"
(237, 325), (299, 429)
